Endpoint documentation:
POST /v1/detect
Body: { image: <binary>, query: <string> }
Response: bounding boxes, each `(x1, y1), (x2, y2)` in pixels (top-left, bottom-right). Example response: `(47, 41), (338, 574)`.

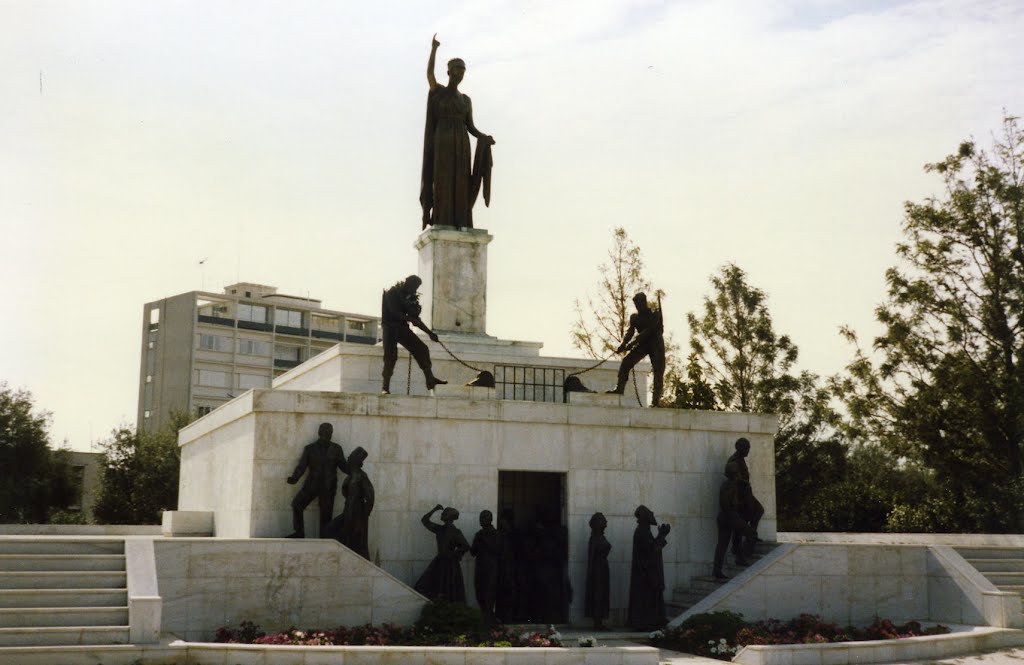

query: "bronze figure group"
(286, 423), (375, 560)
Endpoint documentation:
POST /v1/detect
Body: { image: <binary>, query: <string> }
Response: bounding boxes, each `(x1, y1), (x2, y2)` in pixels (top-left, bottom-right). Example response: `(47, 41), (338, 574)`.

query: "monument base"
(177, 388), (778, 626)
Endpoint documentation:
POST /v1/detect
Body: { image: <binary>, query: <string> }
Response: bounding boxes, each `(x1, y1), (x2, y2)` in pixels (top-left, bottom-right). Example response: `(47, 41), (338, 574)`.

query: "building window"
(347, 319), (368, 332)
(198, 369), (230, 387)
(238, 373), (270, 390)
(237, 339), (270, 356)
(149, 309), (160, 325)
(196, 406), (214, 417)
(275, 309), (303, 328)
(144, 410), (151, 419)
(199, 334), (232, 352)
(198, 302), (230, 318)
(237, 303), (267, 324)
(274, 345), (302, 362)
(145, 375), (153, 383)
(312, 315), (340, 332)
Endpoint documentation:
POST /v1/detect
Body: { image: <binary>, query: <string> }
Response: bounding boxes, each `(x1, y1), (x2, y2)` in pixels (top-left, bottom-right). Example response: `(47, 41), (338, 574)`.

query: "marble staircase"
(955, 545), (1024, 618)
(667, 541), (778, 619)
(0, 538), (129, 647)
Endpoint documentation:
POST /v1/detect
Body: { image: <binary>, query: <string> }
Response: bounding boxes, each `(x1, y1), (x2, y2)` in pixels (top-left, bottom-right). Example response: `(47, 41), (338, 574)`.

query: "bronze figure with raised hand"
(420, 33), (495, 230)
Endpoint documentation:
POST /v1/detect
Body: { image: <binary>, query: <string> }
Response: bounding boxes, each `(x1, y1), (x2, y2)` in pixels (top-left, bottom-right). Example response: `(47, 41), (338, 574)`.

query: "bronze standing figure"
(326, 446), (374, 559)
(420, 34), (495, 230)
(380, 275), (446, 394)
(627, 505), (670, 630)
(728, 437), (764, 563)
(584, 512), (611, 631)
(470, 510), (502, 623)
(608, 293), (666, 407)
(286, 423), (348, 538)
(414, 504), (471, 602)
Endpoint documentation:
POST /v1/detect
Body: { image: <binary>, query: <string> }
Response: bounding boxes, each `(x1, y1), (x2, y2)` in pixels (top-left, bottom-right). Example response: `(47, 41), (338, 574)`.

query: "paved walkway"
(604, 639), (1024, 665)
(886, 646), (1024, 664)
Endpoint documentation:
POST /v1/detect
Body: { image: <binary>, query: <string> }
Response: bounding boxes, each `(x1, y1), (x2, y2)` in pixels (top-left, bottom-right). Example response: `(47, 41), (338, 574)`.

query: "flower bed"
(215, 620), (563, 648)
(652, 612), (950, 660)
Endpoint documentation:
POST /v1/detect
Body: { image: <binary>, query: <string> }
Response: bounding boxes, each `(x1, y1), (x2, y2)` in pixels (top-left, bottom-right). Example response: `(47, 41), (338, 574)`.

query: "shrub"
(414, 598), (486, 635)
(212, 619), (562, 648)
(653, 613), (949, 660)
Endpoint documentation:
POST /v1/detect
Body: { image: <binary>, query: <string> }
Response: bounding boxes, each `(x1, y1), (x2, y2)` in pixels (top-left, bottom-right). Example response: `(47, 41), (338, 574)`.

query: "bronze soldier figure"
(380, 275), (446, 394)
(608, 292), (666, 406)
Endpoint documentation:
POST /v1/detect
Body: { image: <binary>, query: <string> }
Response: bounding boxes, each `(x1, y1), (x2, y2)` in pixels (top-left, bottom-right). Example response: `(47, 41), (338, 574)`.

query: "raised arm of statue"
(427, 33), (440, 90)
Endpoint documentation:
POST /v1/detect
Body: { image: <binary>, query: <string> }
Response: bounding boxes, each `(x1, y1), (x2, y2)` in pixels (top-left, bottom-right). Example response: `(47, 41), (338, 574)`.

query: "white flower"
(649, 630), (665, 639)
(293, 630), (305, 639)
(578, 636), (598, 647)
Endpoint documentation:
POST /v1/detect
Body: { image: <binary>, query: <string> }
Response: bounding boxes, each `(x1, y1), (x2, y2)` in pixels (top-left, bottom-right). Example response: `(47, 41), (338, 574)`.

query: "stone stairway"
(955, 545), (1024, 617)
(667, 541), (778, 619)
(0, 538), (129, 646)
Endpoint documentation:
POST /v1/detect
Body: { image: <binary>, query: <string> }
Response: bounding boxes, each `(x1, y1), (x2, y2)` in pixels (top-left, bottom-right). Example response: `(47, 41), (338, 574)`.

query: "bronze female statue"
(627, 505), (670, 630)
(584, 512), (611, 631)
(414, 504), (471, 602)
(420, 34), (495, 230)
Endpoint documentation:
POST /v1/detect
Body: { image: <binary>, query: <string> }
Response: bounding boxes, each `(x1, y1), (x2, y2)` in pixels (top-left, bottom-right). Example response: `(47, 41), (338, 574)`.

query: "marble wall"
(153, 538), (424, 641)
(684, 543), (1023, 629)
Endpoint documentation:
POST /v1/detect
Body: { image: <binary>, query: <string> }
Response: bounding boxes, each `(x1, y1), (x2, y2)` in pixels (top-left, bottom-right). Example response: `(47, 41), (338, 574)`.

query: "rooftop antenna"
(198, 257), (208, 291)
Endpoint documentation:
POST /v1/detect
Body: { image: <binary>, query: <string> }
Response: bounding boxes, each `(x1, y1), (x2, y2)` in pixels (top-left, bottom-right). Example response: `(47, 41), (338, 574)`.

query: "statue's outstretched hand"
(428, 331), (439, 343)
(658, 523), (672, 536)
(432, 33), (440, 49)
(286, 476), (298, 485)
(485, 135), (496, 145)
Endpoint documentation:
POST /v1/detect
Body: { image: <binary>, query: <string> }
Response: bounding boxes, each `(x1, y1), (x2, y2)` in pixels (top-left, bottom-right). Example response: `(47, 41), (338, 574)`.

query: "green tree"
(572, 227), (654, 358)
(835, 115), (1024, 532)
(665, 352), (718, 410)
(93, 411), (192, 524)
(681, 265), (862, 530)
(686, 263), (803, 416)
(0, 382), (78, 523)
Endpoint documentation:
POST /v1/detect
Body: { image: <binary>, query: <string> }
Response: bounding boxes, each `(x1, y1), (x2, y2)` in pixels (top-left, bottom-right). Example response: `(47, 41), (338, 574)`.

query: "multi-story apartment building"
(137, 282), (380, 430)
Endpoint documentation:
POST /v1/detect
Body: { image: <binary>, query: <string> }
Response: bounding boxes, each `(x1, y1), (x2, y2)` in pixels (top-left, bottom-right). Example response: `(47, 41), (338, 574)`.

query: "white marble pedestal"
(415, 226), (493, 334)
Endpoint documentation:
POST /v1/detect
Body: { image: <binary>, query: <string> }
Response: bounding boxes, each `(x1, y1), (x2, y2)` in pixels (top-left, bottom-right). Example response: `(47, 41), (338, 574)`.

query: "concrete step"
(0, 589), (127, 609)
(967, 558), (1024, 573)
(0, 572), (126, 590)
(983, 573), (1024, 586)
(665, 600), (691, 615)
(955, 547), (1024, 560)
(0, 606), (128, 628)
(0, 625), (129, 647)
(688, 577), (729, 594)
(996, 584), (1024, 594)
(671, 591), (707, 606)
(0, 539), (124, 556)
(0, 554), (126, 572)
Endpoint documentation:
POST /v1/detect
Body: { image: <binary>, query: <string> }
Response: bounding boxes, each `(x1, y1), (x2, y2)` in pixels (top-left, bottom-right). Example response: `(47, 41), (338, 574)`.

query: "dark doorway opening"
(497, 471), (568, 624)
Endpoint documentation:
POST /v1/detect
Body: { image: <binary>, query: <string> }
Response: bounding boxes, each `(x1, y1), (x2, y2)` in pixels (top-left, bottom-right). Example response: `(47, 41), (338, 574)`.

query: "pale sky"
(2, 0), (1023, 450)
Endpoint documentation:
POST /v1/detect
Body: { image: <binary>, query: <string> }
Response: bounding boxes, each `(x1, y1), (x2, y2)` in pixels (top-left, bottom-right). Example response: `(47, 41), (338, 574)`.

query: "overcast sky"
(2, 0), (1023, 450)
